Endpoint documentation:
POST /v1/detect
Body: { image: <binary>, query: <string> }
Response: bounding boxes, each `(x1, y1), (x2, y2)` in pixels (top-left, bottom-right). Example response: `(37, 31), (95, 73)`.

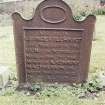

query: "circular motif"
(40, 6), (66, 24)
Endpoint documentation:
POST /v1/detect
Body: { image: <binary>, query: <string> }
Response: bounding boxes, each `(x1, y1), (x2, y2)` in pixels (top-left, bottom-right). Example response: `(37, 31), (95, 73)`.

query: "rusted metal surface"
(12, 0), (96, 85)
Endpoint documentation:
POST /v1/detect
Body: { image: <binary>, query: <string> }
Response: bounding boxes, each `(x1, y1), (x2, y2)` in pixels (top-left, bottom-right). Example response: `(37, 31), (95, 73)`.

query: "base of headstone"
(0, 66), (10, 89)
(16, 83), (32, 91)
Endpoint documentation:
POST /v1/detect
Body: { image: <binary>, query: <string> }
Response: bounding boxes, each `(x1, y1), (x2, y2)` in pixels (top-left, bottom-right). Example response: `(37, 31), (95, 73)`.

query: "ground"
(0, 16), (105, 105)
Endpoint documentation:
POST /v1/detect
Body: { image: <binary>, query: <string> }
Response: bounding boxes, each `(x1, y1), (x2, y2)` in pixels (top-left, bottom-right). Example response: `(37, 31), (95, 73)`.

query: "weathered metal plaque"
(12, 0), (96, 85)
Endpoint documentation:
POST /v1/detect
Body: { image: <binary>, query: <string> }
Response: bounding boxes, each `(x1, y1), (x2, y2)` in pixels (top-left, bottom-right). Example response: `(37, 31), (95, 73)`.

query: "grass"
(0, 15), (105, 105)
(0, 85), (105, 105)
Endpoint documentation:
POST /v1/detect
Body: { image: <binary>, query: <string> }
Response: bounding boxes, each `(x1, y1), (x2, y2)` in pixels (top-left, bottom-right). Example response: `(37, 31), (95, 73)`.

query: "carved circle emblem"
(40, 6), (66, 24)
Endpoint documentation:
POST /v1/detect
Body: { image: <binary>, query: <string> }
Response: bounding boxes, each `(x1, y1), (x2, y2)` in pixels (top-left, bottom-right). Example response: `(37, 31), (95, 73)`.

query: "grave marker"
(12, 0), (96, 86)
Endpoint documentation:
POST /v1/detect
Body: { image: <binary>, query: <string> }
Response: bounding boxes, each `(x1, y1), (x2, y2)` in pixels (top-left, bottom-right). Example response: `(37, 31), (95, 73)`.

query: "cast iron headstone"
(12, 0), (96, 85)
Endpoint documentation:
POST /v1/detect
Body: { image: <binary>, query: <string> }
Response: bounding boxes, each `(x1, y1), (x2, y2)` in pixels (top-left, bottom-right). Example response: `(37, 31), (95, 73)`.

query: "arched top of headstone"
(13, 0), (72, 22)
(12, 0), (96, 25)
